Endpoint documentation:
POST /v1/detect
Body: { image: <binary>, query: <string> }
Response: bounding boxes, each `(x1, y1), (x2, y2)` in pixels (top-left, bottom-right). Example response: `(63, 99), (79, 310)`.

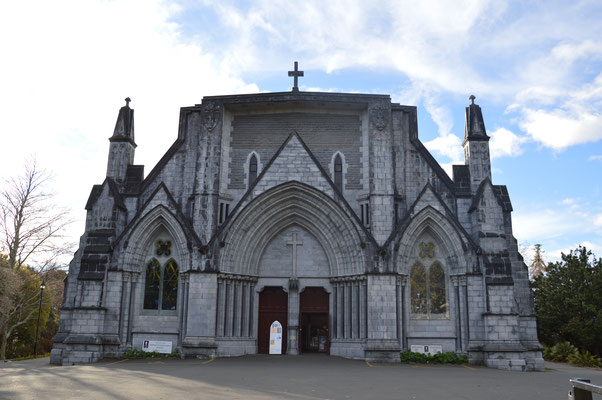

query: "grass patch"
(121, 348), (180, 359)
(400, 350), (467, 364)
(8, 353), (50, 361)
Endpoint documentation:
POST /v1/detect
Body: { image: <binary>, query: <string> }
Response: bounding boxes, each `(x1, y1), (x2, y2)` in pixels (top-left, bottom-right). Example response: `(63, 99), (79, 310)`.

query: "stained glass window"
(429, 262), (447, 315)
(144, 241), (179, 313)
(410, 258), (447, 318)
(162, 260), (179, 310)
(334, 154), (343, 191)
(410, 263), (427, 314)
(144, 259), (161, 310)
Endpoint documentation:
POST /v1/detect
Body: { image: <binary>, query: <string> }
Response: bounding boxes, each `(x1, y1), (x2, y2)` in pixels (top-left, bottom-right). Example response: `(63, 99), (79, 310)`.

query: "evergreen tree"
(532, 246), (602, 356)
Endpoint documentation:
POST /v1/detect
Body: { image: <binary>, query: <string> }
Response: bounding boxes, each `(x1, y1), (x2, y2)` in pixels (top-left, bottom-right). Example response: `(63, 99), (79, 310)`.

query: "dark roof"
(84, 178), (126, 211)
(469, 178), (512, 212)
(464, 102), (489, 144)
(452, 165), (471, 197)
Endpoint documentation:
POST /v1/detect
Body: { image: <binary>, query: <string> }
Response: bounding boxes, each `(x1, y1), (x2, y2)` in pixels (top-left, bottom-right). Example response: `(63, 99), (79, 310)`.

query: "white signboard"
(269, 320), (283, 355)
(411, 344), (442, 355)
(142, 340), (172, 354)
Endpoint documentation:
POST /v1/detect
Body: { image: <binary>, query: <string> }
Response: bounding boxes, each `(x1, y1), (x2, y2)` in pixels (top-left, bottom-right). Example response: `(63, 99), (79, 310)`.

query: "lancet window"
(249, 154), (258, 187)
(410, 243), (447, 319)
(334, 154), (343, 192)
(143, 240), (179, 313)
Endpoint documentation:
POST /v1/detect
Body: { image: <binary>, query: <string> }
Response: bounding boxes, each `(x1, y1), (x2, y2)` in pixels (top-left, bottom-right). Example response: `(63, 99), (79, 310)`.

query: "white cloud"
(423, 134), (463, 163)
(560, 198), (576, 205)
(0, 0), (258, 250)
(589, 155), (602, 161)
(519, 108), (602, 150)
(489, 127), (527, 159)
(594, 214), (602, 227)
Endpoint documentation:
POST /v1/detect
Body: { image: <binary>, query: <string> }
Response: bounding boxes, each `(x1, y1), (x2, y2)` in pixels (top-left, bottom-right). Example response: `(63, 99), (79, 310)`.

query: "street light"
(33, 280), (46, 358)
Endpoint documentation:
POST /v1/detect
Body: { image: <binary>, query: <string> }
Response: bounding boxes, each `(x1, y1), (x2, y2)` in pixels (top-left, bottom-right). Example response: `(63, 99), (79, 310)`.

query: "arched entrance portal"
(258, 287), (288, 354)
(299, 287), (330, 354)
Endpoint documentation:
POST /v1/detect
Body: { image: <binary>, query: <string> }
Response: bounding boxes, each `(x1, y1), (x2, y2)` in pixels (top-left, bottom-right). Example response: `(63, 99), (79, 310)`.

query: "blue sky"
(1, 0), (601, 265)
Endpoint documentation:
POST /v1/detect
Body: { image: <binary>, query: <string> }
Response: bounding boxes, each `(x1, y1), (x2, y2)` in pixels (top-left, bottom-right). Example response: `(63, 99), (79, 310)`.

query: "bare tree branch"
(0, 159), (75, 360)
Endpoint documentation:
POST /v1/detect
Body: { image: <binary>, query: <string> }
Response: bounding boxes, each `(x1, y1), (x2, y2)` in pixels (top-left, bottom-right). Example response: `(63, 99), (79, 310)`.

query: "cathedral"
(51, 65), (543, 370)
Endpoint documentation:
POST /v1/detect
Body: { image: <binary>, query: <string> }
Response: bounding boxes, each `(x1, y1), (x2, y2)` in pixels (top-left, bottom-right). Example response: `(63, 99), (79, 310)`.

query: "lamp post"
(33, 280), (46, 358)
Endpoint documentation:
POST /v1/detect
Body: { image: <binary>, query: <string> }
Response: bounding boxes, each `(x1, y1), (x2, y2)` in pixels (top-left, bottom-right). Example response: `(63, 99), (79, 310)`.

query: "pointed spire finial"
(469, 94), (475, 105)
(125, 97), (131, 107)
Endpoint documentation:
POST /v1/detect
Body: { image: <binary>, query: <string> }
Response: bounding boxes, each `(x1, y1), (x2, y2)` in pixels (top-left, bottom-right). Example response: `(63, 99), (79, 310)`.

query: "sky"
(1, 0), (601, 266)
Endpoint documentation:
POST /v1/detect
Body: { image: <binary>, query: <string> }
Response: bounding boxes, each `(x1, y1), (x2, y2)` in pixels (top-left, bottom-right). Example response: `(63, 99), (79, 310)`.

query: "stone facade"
(52, 89), (543, 371)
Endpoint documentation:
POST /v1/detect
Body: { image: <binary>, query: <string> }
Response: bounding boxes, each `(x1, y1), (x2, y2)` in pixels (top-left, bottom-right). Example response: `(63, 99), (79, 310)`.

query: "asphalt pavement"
(1, 354), (601, 400)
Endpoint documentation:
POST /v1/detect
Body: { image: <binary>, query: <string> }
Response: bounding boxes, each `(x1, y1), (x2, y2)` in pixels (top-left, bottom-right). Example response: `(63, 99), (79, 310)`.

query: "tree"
(0, 161), (73, 360)
(532, 246), (602, 356)
(529, 244), (546, 279)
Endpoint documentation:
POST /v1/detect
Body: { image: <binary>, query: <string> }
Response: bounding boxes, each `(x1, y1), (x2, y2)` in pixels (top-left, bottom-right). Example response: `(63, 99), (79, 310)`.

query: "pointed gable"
(251, 132), (335, 199)
(115, 182), (202, 250)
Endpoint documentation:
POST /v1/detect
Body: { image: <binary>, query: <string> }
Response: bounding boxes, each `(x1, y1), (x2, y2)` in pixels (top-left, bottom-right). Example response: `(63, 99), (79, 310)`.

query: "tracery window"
(143, 240), (179, 312)
(410, 243), (447, 319)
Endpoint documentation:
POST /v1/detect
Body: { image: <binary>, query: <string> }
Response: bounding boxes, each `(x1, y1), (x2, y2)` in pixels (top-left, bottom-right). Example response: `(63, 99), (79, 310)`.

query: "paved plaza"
(2, 355), (601, 400)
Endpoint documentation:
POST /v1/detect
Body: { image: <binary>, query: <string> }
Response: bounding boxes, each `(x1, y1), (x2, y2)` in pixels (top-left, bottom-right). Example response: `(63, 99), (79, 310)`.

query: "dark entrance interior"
(299, 287), (329, 354)
(258, 286), (288, 354)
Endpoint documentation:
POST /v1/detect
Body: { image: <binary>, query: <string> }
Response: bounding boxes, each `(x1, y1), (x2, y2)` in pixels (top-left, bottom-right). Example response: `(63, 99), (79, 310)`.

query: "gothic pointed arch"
(395, 206), (471, 275)
(220, 181), (365, 276)
(117, 205), (190, 272)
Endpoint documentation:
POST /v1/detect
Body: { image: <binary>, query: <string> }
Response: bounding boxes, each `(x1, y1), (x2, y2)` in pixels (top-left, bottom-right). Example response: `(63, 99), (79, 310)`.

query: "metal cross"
(288, 61), (304, 92)
(286, 232), (303, 278)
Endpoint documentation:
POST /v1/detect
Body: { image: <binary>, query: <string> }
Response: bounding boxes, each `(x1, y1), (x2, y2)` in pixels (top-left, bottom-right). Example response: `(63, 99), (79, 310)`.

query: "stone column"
(182, 272), (218, 357)
(365, 274), (400, 362)
(287, 279), (299, 355)
(368, 99), (395, 245)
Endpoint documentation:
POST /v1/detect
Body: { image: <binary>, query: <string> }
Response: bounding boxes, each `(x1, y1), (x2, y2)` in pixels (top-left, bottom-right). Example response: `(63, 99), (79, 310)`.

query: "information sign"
(410, 344), (442, 355)
(142, 340), (173, 354)
(269, 320), (283, 355)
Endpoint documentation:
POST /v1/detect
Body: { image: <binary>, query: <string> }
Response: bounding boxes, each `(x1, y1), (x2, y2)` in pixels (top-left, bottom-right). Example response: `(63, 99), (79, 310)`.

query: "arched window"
(144, 258), (161, 310)
(334, 154), (343, 192)
(410, 258), (447, 318)
(143, 241), (179, 312)
(249, 154), (258, 187)
(410, 263), (427, 314)
(162, 259), (179, 310)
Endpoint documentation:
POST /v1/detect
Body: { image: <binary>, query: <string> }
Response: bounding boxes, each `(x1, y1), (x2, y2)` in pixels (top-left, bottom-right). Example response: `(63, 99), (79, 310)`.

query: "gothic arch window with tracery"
(143, 240), (179, 313)
(410, 242), (448, 319)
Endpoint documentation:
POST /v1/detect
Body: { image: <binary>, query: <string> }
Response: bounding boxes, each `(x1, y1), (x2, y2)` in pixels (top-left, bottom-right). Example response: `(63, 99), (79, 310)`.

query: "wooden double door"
(257, 286), (330, 354)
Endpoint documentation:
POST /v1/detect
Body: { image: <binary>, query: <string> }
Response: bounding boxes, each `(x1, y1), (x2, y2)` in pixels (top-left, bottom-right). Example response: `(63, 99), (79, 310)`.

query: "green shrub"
(568, 349), (602, 368)
(542, 344), (555, 361)
(122, 348), (180, 359)
(400, 350), (467, 364)
(550, 342), (578, 362)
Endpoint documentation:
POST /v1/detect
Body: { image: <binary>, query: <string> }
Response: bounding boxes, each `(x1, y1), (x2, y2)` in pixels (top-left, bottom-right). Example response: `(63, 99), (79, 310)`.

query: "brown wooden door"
(300, 287), (330, 354)
(258, 286), (288, 354)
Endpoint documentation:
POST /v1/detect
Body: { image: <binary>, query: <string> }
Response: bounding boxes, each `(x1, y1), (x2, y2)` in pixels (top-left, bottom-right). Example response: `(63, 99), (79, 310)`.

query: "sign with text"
(142, 340), (173, 354)
(411, 344), (442, 355)
(269, 320), (283, 355)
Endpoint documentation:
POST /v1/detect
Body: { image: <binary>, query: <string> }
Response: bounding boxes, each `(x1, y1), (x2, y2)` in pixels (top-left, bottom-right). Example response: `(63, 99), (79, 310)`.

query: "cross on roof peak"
(288, 61), (304, 92)
(469, 94), (476, 105)
(125, 97), (131, 107)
